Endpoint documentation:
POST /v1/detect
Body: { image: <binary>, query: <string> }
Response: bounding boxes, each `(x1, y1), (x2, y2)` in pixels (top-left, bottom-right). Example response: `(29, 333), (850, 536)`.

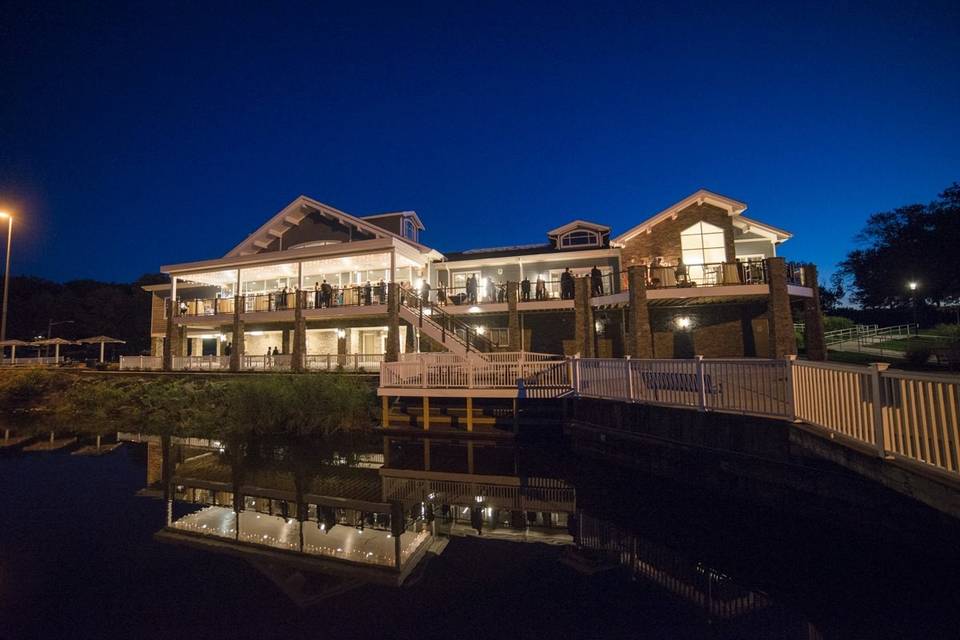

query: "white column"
(99, 342), (105, 363)
(171, 275), (178, 303)
(235, 268), (241, 295)
(389, 249), (396, 283)
(298, 262), (303, 290)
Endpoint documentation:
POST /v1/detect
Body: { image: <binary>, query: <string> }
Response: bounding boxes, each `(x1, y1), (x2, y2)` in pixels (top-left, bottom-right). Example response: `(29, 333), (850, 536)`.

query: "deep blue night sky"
(1, 1), (957, 284)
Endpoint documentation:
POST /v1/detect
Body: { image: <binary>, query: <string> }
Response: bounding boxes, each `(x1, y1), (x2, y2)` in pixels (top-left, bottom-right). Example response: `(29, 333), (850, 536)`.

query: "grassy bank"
(0, 369), (378, 439)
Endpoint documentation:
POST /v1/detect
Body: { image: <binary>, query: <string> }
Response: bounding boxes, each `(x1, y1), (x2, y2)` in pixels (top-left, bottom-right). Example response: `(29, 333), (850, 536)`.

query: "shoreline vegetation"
(0, 369), (378, 440)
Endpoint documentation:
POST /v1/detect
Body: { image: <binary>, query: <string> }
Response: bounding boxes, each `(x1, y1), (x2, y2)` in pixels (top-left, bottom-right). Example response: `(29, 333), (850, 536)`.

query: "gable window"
(403, 218), (417, 241)
(680, 221), (727, 266)
(559, 229), (600, 248)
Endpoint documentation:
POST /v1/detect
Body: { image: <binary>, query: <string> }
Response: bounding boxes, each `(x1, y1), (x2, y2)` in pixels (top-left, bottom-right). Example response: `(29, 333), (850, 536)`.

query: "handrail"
(400, 285), (495, 353)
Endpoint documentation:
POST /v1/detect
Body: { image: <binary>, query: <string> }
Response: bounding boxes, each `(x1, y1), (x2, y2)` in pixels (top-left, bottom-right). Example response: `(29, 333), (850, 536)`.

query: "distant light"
(0, 211), (10, 219)
(475, 325), (486, 335)
(336, 329), (346, 339)
(676, 316), (692, 330)
(908, 281), (918, 291)
(467, 306), (482, 313)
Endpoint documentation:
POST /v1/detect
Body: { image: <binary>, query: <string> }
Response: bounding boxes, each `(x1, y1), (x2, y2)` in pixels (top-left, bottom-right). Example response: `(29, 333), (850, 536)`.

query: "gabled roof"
(612, 189), (748, 245)
(362, 210), (425, 231)
(226, 196), (433, 258)
(734, 215), (792, 243)
(546, 220), (611, 237)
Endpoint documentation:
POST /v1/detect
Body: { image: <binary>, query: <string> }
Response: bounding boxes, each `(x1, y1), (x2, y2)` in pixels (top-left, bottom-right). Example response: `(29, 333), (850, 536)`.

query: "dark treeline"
(2, 273), (165, 355)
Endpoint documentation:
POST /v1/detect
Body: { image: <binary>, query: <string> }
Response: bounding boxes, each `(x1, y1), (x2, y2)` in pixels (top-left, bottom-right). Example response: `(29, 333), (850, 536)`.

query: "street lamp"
(907, 281), (919, 330)
(0, 211), (12, 343)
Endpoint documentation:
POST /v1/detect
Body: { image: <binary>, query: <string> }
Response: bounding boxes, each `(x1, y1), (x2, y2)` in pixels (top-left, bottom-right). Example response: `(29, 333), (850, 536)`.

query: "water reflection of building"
(380, 436), (576, 543)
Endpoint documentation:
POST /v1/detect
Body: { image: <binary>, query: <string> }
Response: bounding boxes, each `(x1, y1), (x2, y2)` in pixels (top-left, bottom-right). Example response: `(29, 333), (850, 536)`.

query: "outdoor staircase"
(399, 288), (494, 357)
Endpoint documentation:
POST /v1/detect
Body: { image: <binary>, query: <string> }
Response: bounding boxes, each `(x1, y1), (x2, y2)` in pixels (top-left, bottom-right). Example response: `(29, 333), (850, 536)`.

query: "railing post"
(783, 355), (797, 421)
(695, 355), (706, 412)
(421, 357), (427, 388)
(467, 357), (475, 389)
(870, 362), (890, 457)
(625, 356), (634, 402)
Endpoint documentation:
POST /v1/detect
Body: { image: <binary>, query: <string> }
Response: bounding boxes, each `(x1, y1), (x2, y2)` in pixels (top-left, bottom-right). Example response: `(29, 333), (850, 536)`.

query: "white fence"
(382, 353), (960, 479)
(119, 355), (163, 370)
(119, 353), (383, 372)
(573, 356), (960, 478)
(381, 352), (569, 389)
(0, 356), (62, 367)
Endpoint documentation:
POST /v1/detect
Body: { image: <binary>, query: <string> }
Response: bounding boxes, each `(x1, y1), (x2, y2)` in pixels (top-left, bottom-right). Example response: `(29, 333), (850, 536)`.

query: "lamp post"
(908, 281), (919, 331)
(0, 212), (12, 343)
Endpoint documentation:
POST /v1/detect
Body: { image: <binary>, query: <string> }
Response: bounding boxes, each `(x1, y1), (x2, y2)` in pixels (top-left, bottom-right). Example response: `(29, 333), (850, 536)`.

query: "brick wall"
(620, 203), (736, 267)
(150, 293), (166, 335)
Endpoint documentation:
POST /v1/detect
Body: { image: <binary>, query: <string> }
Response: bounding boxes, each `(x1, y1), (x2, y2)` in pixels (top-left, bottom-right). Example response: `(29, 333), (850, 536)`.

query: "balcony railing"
(173, 261), (812, 318)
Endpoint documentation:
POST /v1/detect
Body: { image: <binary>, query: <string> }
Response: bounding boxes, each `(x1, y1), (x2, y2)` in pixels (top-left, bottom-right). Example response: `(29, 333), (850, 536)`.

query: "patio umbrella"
(78, 335), (126, 363)
(0, 339), (31, 363)
(33, 337), (77, 361)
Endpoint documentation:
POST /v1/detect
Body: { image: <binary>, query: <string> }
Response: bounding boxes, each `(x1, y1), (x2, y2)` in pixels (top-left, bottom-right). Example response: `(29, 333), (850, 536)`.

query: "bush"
(930, 324), (960, 339)
(905, 344), (933, 366)
(823, 316), (855, 332)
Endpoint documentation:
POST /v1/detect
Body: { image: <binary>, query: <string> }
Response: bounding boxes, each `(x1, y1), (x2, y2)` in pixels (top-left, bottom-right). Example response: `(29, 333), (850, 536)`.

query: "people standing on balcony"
(313, 282), (321, 309)
(320, 280), (332, 308)
(466, 274), (477, 304)
(560, 268), (574, 299)
(364, 281), (373, 305)
(674, 258), (689, 287)
(486, 278), (495, 303)
(224, 342), (232, 357)
(376, 279), (385, 304)
(591, 265), (604, 296)
(272, 346), (279, 356)
(420, 279), (431, 303)
(535, 275), (546, 300)
(437, 282), (447, 306)
(520, 277), (530, 301)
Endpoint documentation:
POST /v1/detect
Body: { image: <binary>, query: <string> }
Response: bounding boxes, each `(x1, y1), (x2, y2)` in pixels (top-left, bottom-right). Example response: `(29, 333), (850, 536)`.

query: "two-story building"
(139, 189), (824, 371)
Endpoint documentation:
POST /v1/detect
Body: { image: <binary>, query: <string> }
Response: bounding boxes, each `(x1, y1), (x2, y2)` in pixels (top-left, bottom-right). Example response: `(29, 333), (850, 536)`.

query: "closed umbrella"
(33, 337), (76, 362)
(78, 336), (126, 363)
(0, 339), (30, 364)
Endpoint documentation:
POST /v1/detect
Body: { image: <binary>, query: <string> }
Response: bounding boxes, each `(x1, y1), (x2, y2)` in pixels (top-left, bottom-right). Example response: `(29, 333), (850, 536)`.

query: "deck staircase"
(399, 288), (494, 357)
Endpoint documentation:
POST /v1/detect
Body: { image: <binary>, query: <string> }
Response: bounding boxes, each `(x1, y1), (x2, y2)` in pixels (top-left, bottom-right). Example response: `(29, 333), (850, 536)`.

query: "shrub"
(905, 345), (933, 366)
(930, 323), (960, 339)
(823, 316), (855, 332)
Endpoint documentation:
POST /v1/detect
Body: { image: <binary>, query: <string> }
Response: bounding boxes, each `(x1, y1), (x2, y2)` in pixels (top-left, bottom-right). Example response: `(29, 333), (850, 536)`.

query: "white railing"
(305, 353), (384, 371)
(381, 353), (569, 390)
(172, 355), (230, 371)
(241, 354), (292, 371)
(384, 352), (960, 479)
(119, 355), (162, 370)
(0, 356), (62, 366)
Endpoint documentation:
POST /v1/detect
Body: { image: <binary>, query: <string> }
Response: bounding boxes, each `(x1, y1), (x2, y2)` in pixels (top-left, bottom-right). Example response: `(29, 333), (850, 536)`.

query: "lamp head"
(0, 211), (11, 219)
(908, 281), (918, 291)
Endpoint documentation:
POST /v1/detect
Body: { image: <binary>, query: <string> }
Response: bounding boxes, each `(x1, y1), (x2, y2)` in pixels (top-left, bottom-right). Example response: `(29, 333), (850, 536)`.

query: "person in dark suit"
(560, 268), (573, 299)
(520, 278), (531, 301)
(590, 265), (603, 296)
(314, 282), (321, 309)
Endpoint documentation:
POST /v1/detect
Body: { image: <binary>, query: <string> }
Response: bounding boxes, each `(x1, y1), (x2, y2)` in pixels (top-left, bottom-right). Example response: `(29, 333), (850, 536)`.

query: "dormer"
(546, 220), (611, 250)
(362, 211), (424, 243)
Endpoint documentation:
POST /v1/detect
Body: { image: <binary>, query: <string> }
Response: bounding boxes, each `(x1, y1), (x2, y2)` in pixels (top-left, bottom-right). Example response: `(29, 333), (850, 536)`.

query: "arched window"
(680, 221), (726, 266)
(559, 229), (600, 248)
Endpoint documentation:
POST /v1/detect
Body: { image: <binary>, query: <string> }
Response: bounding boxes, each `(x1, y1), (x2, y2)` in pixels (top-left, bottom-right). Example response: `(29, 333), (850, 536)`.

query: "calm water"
(1, 431), (959, 640)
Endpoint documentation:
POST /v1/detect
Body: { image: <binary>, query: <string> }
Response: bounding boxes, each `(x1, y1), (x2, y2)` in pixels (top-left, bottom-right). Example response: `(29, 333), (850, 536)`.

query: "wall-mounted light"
(336, 329), (346, 339)
(675, 316), (692, 330)
(467, 305), (482, 313)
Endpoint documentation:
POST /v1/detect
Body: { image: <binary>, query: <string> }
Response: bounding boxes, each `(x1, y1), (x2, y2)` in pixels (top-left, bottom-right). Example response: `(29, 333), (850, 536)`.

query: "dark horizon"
(1, 1), (958, 284)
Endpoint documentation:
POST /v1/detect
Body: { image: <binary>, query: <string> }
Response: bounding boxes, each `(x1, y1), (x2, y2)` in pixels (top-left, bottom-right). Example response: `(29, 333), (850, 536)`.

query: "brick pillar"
(230, 295), (244, 372)
(151, 337), (163, 357)
(802, 264), (827, 361)
(146, 441), (164, 486)
(507, 282), (522, 351)
(627, 266), (653, 358)
(281, 327), (291, 354)
(163, 299), (175, 370)
(386, 282), (400, 362)
(574, 277), (596, 357)
(291, 291), (306, 372)
(765, 257), (797, 358)
(337, 329), (348, 367)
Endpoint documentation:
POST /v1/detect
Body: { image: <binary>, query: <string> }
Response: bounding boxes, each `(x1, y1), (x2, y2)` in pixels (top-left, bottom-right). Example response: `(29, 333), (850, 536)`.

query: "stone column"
(337, 329), (348, 367)
(281, 327), (291, 355)
(163, 298), (177, 371)
(574, 277), (596, 358)
(627, 266), (653, 358)
(230, 295), (244, 372)
(802, 264), (827, 361)
(507, 282), (522, 351)
(291, 291), (306, 372)
(386, 282), (400, 362)
(765, 257), (797, 358)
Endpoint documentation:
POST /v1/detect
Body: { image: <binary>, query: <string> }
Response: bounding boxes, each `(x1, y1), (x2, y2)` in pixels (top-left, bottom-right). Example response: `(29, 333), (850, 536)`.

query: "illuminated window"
(559, 229), (600, 248)
(403, 218), (417, 241)
(680, 222), (726, 266)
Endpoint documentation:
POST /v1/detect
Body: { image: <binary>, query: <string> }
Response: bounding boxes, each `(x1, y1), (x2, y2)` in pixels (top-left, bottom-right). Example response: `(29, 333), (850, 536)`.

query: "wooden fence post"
(870, 362), (890, 457)
(784, 355), (797, 421)
(695, 355), (706, 412)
